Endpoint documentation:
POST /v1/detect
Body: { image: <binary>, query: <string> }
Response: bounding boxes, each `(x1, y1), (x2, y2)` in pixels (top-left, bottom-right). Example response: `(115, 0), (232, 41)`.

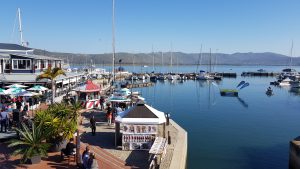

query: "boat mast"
(152, 45), (154, 72)
(289, 40), (293, 67)
(170, 43), (173, 73)
(161, 51), (164, 72)
(112, 0), (116, 83)
(132, 54), (135, 72)
(18, 8), (24, 46)
(209, 48), (212, 73)
(196, 44), (202, 73)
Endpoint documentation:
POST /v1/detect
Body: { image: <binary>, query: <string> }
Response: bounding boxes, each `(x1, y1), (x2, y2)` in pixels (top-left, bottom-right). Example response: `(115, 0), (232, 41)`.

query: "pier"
(126, 82), (154, 88)
(241, 72), (279, 77)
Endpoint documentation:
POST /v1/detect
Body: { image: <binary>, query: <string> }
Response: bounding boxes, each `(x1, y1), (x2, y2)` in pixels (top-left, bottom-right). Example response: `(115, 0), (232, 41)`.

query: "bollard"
(166, 113), (170, 126)
(168, 131), (171, 145)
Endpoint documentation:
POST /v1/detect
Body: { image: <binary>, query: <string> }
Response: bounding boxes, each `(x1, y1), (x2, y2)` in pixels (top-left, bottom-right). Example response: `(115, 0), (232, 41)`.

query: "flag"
(239, 82), (249, 90)
(236, 81), (245, 88)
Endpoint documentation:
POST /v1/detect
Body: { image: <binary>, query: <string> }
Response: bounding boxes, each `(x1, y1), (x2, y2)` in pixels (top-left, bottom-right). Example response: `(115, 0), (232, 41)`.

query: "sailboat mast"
(170, 43), (173, 73)
(209, 48), (212, 73)
(161, 51), (164, 71)
(112, 0), (116, 83)
(196, 44), (202, 73)
(132, 54), (135, 72)
(152, 45), (154, 72)
(289, 40), (293, 67)
(18, 8), (24, 46)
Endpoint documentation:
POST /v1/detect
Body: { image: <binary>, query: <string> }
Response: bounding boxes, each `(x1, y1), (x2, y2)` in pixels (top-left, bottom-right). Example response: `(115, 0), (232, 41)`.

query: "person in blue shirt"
(0, 106), (9, 133)
(82, 146), (90, 169)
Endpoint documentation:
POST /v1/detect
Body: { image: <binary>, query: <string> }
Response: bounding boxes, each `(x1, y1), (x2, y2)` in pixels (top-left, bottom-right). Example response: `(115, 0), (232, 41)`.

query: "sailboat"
(150, 47), (158, 82)
(167, 44), (178, 80)
(196, 48), (214, 80)
(157, 52), (167, 81)
(278, 41), (300, 87)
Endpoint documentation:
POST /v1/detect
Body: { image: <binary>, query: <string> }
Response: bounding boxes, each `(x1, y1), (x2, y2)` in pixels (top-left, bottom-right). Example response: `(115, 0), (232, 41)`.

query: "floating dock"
(220, 89), (238, 97)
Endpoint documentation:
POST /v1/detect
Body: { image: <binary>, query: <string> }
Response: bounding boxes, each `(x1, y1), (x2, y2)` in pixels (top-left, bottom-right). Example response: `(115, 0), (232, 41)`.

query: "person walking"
(106, 104), (112, 126)
(90, 116), (96, 136)
(0, 106), (9, 133)
(87, 153), (98, 169)
(100, 97), (105, 110)
(82, 146), (90, 169)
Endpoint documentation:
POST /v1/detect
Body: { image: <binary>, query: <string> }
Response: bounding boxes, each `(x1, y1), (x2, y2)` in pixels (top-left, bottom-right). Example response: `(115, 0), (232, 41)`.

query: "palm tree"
(8, 122), (50, 163)
(36, 67), (66, 103)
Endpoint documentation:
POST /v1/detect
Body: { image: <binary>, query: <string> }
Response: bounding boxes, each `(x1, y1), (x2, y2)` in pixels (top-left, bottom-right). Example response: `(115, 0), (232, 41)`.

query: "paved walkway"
(79, 110), (151, 169)
(79, 109), (178, 169)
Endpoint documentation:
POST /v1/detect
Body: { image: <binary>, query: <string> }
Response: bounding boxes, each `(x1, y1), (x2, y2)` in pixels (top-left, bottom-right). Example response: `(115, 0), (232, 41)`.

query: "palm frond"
(52, 68), (66, 78)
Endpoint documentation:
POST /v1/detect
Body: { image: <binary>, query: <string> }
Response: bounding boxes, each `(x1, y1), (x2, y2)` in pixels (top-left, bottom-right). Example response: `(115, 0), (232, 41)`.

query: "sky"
(1, 0), (300, 56)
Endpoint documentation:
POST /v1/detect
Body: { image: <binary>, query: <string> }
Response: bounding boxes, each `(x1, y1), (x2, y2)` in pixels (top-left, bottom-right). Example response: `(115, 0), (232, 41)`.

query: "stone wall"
(168, 119), (187, 169)
(289, 136), (300, 169)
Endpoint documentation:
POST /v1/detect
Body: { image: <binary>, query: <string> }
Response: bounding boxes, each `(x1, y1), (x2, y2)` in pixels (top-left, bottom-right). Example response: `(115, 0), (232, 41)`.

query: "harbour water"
(117, 65), (300, 169)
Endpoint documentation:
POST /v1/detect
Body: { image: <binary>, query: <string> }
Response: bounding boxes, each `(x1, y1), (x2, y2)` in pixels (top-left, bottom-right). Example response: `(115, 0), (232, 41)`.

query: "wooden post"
(76, 129), (80, 165)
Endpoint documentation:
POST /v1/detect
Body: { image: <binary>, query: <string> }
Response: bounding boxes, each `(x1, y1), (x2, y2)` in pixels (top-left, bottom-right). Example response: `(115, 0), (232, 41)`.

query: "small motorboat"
(266, 88), (273, 96)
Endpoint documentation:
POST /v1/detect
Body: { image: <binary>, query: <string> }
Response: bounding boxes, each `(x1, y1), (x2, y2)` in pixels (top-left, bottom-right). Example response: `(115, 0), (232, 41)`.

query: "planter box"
(48, 139), (67, 152)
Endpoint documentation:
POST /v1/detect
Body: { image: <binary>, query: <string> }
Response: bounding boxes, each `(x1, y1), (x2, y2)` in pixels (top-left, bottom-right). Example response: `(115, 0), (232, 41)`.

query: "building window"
(41, 60), (45, 68)
(12, 59), (32, 70)
(4, 60), (10, 70)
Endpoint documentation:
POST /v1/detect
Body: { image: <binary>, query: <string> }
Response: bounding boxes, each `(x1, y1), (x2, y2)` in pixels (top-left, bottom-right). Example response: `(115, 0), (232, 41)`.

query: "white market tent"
(115, 102), (166, 125)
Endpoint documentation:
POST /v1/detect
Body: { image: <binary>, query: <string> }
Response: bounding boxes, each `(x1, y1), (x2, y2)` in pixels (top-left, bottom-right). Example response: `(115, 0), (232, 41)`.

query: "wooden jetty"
(214, 72), (237, 78)
(241, 72), (279, 77)
(127, 82), (154, 88)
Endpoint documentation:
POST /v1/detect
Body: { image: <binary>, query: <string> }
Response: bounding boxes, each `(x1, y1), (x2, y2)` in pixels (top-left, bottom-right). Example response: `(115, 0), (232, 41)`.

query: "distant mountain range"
(34, 49), (300, 66)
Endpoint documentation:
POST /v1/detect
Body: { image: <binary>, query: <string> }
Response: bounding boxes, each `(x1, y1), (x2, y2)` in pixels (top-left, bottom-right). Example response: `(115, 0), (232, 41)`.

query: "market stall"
(73, 80), (101, 109)
(115, 102), (166, 150)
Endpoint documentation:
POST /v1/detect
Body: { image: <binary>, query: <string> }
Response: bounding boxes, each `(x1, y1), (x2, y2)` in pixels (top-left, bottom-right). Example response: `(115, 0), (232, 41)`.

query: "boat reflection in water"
(290, 87), (300, 96)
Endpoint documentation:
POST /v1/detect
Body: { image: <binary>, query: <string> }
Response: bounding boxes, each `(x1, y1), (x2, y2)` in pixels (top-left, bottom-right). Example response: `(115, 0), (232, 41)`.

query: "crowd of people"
(0, 96), (31, 133)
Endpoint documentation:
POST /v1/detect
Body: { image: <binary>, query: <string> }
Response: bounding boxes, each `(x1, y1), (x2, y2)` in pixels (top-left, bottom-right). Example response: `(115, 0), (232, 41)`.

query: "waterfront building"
(0, 43), (87, 97)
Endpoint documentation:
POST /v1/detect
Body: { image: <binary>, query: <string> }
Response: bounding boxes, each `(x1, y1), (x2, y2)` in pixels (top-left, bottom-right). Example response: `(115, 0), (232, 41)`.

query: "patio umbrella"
(15, 91), (40, 97)
(5, 84), (28, 88)
(5, 87), (26, 95)
(27, 85), (48, 91)
(0, 88), (8, 95)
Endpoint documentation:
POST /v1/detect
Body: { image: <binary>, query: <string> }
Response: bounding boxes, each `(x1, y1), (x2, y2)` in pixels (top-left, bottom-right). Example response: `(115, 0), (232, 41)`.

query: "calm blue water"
(123, 65), (300, 169)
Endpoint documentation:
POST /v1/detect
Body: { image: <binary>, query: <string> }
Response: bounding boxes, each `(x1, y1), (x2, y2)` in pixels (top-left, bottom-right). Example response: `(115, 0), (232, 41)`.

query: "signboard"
(122, 134), (154, 150)
(122, 124), (157, 134)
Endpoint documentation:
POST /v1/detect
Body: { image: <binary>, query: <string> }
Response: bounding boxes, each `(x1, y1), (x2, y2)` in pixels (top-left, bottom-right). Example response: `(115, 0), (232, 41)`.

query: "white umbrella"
(5, 87), (26, 95)
(15, 91), (40, 97)
(5, 84), (28, 88)
(0, 88), (8, 95)
(27, 85), (48, 91)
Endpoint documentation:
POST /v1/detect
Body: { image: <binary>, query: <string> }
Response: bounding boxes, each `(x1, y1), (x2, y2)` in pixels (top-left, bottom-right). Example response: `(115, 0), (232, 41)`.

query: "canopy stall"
(115, 102), (166, 150)
(73, 80), (101, 109)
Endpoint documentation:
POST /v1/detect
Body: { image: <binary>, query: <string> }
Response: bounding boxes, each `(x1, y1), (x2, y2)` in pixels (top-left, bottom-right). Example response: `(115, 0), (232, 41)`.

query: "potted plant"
(34, 102), (81, 152)
(8, 122), (50, 164)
